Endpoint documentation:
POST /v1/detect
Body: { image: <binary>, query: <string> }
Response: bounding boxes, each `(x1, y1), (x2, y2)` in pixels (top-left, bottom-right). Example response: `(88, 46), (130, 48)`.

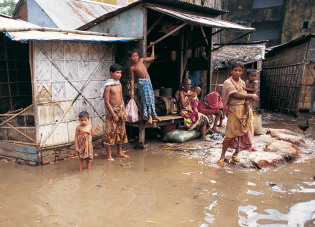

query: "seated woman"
(198, 85), (224, 133)
(217, 62), (259, 166)
(175, 79), (210, 140)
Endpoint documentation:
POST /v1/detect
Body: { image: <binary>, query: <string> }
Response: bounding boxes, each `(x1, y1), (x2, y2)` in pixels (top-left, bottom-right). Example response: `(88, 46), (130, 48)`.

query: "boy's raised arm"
(130, 67), (135, 99)
(92, 124), (101, 137)
(143, 43), (155, 62)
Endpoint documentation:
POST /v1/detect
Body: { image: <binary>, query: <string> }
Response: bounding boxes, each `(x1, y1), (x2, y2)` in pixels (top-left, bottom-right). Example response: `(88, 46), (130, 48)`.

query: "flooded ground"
(0, 112), (315, 226)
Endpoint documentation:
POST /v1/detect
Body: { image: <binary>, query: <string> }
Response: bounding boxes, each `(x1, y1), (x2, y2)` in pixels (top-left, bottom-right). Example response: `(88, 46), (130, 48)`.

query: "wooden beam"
(147, 14), (164, 36)
(147, 23), (188, 49)
(207, 28), (213, 94)
(212, 31), (253, 52)
(5, 122), (36, 143)
(200, 26), (208, 47)
(182, 29), (224, 51)
(0, 104), (33, 128)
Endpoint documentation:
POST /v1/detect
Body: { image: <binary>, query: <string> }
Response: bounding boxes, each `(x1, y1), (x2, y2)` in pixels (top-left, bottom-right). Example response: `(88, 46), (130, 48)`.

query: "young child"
(103, 63), (129, 161)
(243, 69), (258, 119)
(191, 86), (201, 112)
(129, 43), (161, 124)
(75, 111), (101, 170)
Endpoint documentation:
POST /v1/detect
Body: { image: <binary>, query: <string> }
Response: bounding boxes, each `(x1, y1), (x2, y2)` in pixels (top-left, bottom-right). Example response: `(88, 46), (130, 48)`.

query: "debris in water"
(121, 162), (132, 167)
(269, 183), (278, 187)
(210, 180), (216, 184)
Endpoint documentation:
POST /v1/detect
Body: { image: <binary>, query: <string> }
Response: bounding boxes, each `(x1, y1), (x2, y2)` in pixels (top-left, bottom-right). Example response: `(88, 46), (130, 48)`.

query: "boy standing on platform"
(129, 43), (161, 124)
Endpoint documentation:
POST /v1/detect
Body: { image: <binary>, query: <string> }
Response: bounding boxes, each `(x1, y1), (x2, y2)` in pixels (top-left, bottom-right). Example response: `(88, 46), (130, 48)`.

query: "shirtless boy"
(243, 69), (258, 119)
(129, 43), (161, 124)
(103, 64), (129, 161)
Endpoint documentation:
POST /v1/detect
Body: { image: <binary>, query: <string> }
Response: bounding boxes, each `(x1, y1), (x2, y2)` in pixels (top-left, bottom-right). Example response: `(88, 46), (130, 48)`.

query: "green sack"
(162, 128), (200, 143)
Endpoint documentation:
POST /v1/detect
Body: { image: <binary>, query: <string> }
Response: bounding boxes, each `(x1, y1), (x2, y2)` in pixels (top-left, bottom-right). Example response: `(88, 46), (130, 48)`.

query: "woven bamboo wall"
(32, 41), (114, 147)
(261, 42), (308, 115)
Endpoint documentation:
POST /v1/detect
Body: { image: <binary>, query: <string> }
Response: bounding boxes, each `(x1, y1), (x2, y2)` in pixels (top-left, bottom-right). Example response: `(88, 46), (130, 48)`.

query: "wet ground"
(0, 112), (315, 226)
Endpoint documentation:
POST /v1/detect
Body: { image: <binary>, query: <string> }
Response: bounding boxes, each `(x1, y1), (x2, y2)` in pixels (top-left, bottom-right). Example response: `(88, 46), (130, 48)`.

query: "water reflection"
(238, 200), (315, 226)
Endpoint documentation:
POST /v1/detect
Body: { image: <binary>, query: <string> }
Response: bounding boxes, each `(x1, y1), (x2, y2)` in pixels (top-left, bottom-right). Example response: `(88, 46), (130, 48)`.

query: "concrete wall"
(281, 0), (315, 44)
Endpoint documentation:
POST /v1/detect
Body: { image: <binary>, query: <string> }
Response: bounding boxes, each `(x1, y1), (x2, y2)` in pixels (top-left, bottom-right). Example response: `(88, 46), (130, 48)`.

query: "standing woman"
(175, 79), (210, 140)
(217, 62), (259, 166)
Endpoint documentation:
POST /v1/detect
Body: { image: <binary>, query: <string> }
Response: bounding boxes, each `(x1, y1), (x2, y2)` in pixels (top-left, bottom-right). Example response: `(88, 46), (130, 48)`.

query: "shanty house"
(261, 34), (315, 115)
(79, 0), (255, 146)
(0, 17), (135, 164)
(13, 0), (120, 29)
(209, 42), (266, 110)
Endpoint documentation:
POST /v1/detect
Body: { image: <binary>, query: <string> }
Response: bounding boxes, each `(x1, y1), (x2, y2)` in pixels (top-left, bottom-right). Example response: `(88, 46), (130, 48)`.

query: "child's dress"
(78, 132), (93, 161)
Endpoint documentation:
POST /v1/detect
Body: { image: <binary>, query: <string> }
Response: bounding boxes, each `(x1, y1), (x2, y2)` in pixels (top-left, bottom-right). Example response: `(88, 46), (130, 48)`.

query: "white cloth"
(100, 79), (120, 99)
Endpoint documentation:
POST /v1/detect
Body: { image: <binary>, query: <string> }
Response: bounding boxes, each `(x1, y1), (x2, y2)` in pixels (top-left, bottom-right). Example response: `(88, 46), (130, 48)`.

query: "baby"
(75, 111), (101, 170)
(243, 69), (258, 119)
(191, 86), (201, 112)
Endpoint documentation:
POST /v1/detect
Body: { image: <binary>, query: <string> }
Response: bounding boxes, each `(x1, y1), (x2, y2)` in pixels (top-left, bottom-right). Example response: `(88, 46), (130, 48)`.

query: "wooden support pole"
(147, 23), (187, 49)
(147, 14), (164, 36)
(212, 31), (253, 52)
(207, 28), (213, 94)
(4, 35), (13, 110)
(200, 26), (208, 47)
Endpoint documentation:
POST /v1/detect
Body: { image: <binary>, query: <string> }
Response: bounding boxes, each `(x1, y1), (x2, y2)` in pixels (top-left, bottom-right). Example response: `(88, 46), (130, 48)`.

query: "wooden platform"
(125, 114), (184, 128)
(125, 114), (184, 146)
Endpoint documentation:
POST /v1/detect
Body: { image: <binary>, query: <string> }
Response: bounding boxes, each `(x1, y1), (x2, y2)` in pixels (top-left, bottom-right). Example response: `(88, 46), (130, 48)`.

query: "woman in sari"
(198, 85), (224, 133)
(217, 62), (259, 166)
(175, 79), (210, 140)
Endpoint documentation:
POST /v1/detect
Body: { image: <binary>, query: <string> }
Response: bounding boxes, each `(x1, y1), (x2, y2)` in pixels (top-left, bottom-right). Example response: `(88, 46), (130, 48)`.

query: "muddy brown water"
(1, 113), (315, 226)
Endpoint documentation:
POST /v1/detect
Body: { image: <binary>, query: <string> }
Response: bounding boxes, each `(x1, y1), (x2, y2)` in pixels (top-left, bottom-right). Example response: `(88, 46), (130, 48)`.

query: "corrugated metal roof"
(0, 17), (41, 30)
(6, 30), (135, 42)
(34, 0), (120, 29)
(14, 0), (120, 30)
(147, 6), (255, 30)
(0, 17), (135, 42)
(79, 0), (227, 30)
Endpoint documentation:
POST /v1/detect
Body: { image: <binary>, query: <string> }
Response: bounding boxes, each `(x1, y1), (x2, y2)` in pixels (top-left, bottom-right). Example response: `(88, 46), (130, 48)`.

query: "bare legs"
(106, 144), (129, 159)
(242, 100), (251, 119)
(200, 125), (206, 140)
(212, 114), (223, 133)
(148, 114), (161, 124)
(79, 157), (91, 170)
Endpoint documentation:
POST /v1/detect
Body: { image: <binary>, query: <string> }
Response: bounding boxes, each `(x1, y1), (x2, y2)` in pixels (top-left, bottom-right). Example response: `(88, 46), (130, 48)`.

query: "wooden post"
(207, 28), (213, 94)
(179, 26), (184, 84)
(4, 35), (13, 110)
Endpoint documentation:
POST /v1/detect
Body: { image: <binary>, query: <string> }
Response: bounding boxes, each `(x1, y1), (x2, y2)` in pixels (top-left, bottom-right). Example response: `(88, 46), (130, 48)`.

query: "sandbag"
(162, 128), (200, 143)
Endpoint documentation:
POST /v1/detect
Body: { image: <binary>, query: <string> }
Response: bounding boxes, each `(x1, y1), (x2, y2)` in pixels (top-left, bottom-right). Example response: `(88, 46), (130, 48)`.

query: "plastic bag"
(162, 128), (200, 143)
(125, 99), (138, 122)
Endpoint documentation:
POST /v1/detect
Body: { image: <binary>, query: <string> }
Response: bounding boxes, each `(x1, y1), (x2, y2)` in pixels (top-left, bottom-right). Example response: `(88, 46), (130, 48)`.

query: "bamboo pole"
(5, 122), (36, 143)
(0, 104), (33, 128)
(0, 140), (36, 146)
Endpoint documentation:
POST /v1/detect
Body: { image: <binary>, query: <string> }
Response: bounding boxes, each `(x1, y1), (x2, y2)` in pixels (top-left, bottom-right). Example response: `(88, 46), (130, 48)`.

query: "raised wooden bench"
(125, 114), (184, 147)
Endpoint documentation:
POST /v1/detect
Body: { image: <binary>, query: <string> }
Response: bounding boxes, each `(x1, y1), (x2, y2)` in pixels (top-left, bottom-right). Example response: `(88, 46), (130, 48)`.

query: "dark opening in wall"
(302, 21), (310, 29)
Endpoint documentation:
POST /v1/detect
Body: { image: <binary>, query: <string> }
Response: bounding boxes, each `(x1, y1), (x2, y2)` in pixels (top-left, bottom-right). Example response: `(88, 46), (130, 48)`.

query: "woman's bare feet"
(200, 134), (206, 140)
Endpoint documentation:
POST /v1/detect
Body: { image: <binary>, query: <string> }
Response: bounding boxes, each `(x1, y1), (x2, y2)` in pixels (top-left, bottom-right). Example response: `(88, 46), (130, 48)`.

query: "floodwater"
(1, 112), (315, 226)
(1, 146), (315, 226)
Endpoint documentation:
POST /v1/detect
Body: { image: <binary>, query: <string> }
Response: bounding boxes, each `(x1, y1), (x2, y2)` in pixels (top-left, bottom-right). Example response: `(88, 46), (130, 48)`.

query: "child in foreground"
(75, 111), (101, 170)
(103, 63), (129, 161)
(243, 69), (258, 119)
(191, 86), (201, 112)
